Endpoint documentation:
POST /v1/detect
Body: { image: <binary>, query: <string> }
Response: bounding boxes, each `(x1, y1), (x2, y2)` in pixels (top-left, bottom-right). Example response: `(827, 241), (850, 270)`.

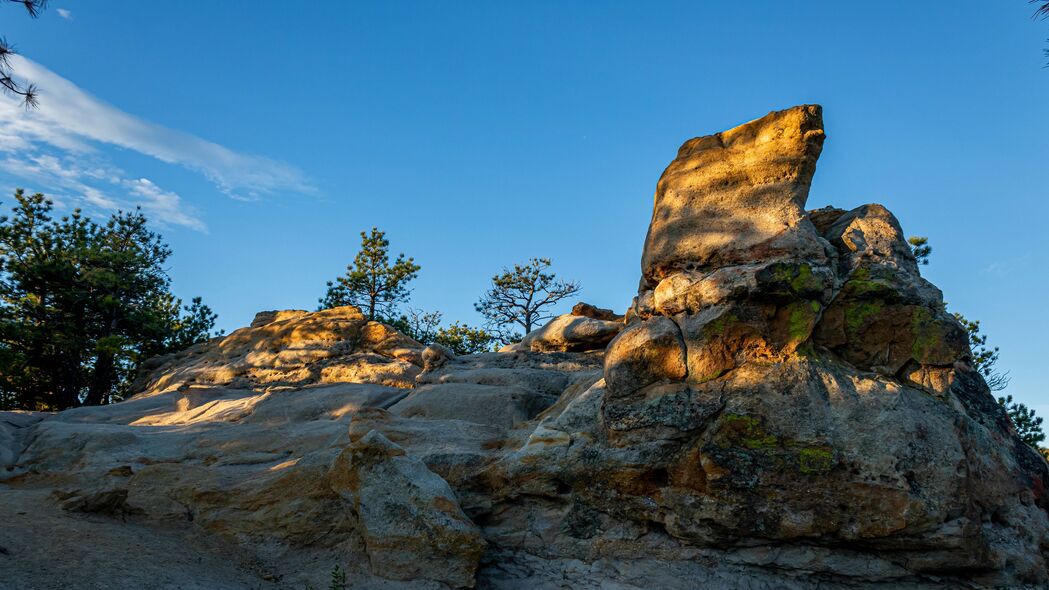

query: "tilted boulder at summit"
(1, 105), (1046, 590)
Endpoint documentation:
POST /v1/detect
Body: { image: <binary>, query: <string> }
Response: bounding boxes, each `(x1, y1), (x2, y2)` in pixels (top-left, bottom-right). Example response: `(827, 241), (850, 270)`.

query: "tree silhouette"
(1, 0), (48, 108)
(475, 258), (580, 343)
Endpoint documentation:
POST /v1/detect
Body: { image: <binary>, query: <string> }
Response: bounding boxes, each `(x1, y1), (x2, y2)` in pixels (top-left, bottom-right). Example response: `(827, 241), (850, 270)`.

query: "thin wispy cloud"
(0, 150), (206, 231)
(56, 8), (72, 20)
(0, 55), (309, 231)
(981, 252), (1032, 276)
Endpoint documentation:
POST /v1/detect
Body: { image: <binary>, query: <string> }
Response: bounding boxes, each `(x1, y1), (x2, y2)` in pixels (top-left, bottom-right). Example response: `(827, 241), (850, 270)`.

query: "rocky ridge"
(2, 105), (1046, 590)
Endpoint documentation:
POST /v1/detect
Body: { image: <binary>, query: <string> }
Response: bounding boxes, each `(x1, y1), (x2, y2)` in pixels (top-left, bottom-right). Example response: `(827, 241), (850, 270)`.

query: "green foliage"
(328, 565), (346, 590)
(385, 308), (495, 355)
(999, 395), (1046, 448)
(163, 297), (222, 354)
(0, 190), (220, 410)
(907, 236), (931, 265)
(953, 312), (1009, 391)
(320, 227), (420, 320)
(475, 257), (580, 344)
(434, 321), (497, 355)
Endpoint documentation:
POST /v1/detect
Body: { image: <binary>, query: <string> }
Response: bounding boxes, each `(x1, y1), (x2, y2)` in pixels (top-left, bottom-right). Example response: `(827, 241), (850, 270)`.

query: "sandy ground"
(0, 485), (268, 590)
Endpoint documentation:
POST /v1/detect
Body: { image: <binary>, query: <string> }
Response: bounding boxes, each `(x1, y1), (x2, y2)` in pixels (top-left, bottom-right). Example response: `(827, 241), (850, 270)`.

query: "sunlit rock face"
(3, 108), (1048, 590)
(641, 104), (828, 283)
(133, 305), (426, 392)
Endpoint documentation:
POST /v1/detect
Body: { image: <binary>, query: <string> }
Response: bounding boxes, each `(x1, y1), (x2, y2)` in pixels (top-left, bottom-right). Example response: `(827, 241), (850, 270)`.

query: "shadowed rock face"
(3, 106), (1047, 590)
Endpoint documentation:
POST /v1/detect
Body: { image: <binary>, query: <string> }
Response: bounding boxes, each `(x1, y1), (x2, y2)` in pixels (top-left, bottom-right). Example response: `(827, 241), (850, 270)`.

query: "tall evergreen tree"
(0, 190), (220, 410)
(319, 227), (420, 320)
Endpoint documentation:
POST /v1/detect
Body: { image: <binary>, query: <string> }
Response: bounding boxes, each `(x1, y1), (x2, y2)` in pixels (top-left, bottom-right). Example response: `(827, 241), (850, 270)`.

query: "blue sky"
(1, 2), (1047, 410)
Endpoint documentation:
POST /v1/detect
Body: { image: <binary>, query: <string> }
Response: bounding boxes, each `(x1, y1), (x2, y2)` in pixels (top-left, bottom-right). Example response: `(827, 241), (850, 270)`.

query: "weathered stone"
(570, 302), (622, 322)
(822, 203), (919, 273)
(132, 305), (424, 394)
(1, 411), (42, 472)
(807, 206), (847, 235)
(641, 105), (828, 283)
(811, 204), (969, 377)
(249, 309), (309, 328)
(389, 382), (555, 429)
(507, 313), (623, 353)
(422, 342), (456, 372)
(603, 316), (687, 400)
(328, 430), (485, 587)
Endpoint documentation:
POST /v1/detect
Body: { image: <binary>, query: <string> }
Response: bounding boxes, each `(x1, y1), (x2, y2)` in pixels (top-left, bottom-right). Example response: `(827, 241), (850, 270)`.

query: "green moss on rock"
(763, 262), (825, 297)
(910, 306), (947, 362)
(845, 300), (882, 333)
(798, 447), (835, 475)
(719, 414), (779, 449)
(713, 414), (838, 477)
(703, 312), (738, 338)
(786, 301), (818, 342)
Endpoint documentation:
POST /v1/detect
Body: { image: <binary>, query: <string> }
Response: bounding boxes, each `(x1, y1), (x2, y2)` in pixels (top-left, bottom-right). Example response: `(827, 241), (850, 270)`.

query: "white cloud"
(0, 151), (206, 231)
(123, 178), (206, 232)
(0, 55), (309, 229)
(981, 252), (1032, 276)
(56, 8), (72, 20)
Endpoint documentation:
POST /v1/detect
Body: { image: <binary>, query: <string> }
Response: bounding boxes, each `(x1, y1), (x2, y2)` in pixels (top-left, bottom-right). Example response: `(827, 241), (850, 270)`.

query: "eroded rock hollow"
(2, 106), (1046, 590)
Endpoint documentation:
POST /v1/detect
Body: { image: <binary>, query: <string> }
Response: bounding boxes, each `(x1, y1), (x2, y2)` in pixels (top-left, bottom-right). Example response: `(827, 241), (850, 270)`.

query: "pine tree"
(999, 395), (1046, 448)
(434, 321), (497, 355)
(0, 190), (220, 410)
(319, 228), (420, 320)
(907, 236), (932, 265)
(475, 258), (580, 344)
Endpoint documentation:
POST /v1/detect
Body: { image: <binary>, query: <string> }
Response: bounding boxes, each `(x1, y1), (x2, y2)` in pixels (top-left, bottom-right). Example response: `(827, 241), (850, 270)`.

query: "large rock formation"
(1, 106), (1045, 590)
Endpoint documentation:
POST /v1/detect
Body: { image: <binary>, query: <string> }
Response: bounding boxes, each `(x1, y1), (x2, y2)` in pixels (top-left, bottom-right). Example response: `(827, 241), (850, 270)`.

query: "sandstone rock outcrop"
(640, 104), (828, 283)
(133, 305), (425, 393)
(2, 106), (1045, 590)
(329, 430), (486, 587)
(581, 106), (1048, 586)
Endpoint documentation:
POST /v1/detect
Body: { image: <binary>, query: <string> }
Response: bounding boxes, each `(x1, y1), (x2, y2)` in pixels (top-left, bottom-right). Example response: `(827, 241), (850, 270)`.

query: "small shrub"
(329, 565), (346, 590)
